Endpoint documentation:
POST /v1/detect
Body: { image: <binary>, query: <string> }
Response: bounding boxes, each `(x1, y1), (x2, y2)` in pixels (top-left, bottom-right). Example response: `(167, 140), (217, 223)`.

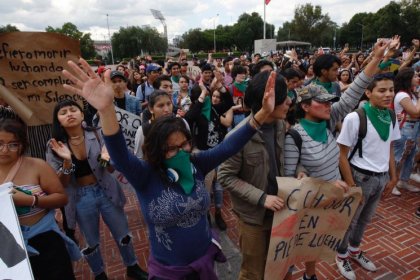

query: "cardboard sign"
(0, 183), (33, 280)
(265, 177), (362, 279)
(0, 32), (81, 125)
(113, 106), (142, 192)
(187, 65), (201, 81)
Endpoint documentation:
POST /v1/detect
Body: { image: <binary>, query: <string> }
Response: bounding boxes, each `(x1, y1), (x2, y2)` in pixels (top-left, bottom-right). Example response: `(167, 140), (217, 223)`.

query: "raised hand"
(49, 139), (72, 160)
(62, 58), (114, 112)
(389, 35), (401, 50)
(373, 39), (391, 59)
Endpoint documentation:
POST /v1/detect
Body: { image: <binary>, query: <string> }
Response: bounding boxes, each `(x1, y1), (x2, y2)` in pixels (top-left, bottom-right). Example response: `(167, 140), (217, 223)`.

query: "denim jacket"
(45, 129), (127, 229)
(124, 91), (141, 116)
(20, 211), (82, 261)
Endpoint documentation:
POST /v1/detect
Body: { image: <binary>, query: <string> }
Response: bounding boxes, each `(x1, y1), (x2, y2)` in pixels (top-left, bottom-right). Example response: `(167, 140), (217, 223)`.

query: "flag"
(265, 0), (271, 4)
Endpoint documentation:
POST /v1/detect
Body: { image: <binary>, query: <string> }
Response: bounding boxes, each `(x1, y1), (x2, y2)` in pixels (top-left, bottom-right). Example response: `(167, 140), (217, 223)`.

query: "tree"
(277, 4), (337, 47)
(0, 24), (20, 33)
(45, 22), (96, 58)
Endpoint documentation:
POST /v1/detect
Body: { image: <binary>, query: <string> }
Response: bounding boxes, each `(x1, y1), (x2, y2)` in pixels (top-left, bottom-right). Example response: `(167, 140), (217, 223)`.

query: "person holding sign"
(336, 67), (401, 279)
(61, 57), (276, 280)
(283, 39), (393, 280)
(46, 100), (147, 280)
(218, 71), (292, 280)
(0, 117), (79, 279)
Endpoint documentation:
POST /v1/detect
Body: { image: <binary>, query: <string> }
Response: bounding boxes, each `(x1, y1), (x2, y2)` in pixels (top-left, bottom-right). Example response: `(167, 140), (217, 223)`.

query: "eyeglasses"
(166, 140), (192, 158)
(0, 142), (21, 152)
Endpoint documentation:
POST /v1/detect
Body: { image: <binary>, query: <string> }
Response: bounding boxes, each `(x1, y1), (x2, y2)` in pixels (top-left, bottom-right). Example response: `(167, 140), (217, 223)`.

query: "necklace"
(69, 135), (85, 146)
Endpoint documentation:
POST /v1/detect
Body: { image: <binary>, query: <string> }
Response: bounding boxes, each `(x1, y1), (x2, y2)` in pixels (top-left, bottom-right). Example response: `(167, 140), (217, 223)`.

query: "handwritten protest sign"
(187, 65), (201, 81)
(0, 183), (33, 280)
(265, 177), (362, 280)
(0, 32), (81, 125)
(113, 106), (141, 191)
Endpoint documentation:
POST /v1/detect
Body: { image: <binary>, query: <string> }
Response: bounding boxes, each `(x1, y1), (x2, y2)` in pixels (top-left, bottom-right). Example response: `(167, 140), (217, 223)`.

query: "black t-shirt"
(114, 96), (126, 110)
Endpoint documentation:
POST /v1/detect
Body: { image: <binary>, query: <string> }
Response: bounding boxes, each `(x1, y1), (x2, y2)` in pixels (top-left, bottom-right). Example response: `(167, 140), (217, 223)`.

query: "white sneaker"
(349, 251), (377, 272)
(409, 173), (420, 183)
(391, 187), (401, 196)
(397, 181), (420, 193)
(336, 256), (356, 280)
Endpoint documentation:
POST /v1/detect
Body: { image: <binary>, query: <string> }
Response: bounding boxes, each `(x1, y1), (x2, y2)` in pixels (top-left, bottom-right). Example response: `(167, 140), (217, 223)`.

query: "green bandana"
(164, 150), (195, 194)
(172, 75), (180, 84)
(314, 79), (333, 94)
(201, 96), (211, 121)
(300, 118), (328, 143)
(234, 80), (248, 93)
(363, 102), (391, 141)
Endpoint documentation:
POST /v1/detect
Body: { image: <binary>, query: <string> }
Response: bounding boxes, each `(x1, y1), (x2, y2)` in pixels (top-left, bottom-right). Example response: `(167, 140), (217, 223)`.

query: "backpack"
(287, 108), (396, 161)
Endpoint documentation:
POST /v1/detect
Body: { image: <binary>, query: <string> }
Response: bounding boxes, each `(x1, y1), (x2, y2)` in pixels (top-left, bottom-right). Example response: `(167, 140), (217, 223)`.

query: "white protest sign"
(265, 177), (362, 280)
(0, 182), (34, 280)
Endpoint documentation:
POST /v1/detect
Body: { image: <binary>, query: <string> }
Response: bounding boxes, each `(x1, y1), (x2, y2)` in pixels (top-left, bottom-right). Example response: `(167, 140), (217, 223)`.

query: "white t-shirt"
(393, 91), (417, 115)
(337, 111), (401, 172)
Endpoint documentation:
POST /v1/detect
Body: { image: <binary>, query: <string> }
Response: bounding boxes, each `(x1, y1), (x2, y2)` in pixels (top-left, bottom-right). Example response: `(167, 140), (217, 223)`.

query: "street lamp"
(150, 9), (168, 53)
(356, 23), (364, 51)
(106, 14), (115, 65)
(213, 14), (219, 52)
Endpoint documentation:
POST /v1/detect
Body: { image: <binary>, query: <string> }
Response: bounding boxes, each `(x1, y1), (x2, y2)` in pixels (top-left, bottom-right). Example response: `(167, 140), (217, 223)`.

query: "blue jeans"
(337, 168), (389, 254)
(75, 184), (137, 276)
(393, 122), (419, 181)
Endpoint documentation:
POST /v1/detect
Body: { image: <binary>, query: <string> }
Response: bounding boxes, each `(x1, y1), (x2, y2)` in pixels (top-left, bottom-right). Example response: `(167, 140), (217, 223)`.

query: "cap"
(146, 64), (161, 73)
(296, 84), (339, 103)
(110, 70), (126, 81)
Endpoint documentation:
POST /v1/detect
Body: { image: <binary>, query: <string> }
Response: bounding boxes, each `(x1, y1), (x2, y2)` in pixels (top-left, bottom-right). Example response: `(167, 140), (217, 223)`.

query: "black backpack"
(287, 108), (396, 161)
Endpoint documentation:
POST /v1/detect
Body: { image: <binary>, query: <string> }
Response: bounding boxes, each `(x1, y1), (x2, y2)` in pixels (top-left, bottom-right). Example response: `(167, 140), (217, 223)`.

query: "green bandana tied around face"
(201, 96), (211, 121)
(164, 150), (195, 195)
(363, 101), (391, 141)
(314, 79), (333, 94)
(234, 80), (248, 93)
(300, 118), (328, 143)
(172, 75), (180, 84)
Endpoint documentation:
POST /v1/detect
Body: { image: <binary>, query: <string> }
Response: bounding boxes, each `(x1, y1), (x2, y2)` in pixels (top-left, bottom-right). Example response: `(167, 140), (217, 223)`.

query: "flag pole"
(263, 0), (266, 39)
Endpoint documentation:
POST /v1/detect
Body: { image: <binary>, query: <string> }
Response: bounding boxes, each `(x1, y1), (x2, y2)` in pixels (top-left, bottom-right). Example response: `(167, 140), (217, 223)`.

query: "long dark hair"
(394, 68), (415, 96)
(51, 99), (87, 143)
(0, 117), (28, 156)
(143, 116), (191, 172)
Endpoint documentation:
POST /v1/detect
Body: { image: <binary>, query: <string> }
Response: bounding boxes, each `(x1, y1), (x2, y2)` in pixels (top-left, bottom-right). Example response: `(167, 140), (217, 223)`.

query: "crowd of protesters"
(1, 34), (419, 280)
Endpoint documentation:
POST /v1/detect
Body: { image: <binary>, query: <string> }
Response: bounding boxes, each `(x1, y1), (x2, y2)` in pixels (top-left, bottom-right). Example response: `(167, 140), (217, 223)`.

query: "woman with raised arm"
(46, 100), (147, 280)
(0, 117), (79, 280)
(62, 58), (275, 280)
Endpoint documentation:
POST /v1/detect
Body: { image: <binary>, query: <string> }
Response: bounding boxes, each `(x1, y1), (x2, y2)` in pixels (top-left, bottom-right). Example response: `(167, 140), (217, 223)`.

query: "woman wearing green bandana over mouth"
(283, 38), (396, 280)
(61, 58), (277, 280)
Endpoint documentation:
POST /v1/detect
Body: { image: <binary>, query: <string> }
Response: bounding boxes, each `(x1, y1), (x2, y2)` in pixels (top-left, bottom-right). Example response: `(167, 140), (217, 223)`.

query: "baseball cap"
(146, 64), (161, 73)
(296, 84), (339, 103)
(110, 70), (126, 81)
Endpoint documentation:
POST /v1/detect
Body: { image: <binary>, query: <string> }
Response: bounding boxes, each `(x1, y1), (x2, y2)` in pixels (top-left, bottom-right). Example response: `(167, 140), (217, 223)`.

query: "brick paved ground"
(72, 182), (420, 280)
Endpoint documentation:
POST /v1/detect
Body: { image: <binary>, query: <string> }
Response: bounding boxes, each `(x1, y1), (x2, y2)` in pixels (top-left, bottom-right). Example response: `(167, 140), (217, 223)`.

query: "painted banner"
(0, 183), (33, 280)
(265, 177), (362, 279)
(0, 32), (81, 125)
(113, 106), (142, 192)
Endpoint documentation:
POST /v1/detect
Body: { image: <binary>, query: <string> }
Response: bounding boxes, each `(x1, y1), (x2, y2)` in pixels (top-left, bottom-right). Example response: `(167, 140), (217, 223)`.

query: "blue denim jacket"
(124, 91), (141, 116)
(20, 211), (81, 261)
(45, 129), (127, 229)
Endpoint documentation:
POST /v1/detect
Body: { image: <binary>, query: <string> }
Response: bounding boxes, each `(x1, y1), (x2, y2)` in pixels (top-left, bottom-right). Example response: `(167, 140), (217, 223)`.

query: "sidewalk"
(73, 184), (420, 280)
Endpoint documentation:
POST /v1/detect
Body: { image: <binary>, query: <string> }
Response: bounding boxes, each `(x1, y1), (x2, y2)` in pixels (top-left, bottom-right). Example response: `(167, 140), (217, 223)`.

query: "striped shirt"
(284, 71), (372, 181)
(15, 185), (46, 218)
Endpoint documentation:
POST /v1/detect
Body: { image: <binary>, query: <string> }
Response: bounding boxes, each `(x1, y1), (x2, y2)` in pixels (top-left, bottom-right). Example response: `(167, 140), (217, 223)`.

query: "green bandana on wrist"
(234, 81), (248, 93)
(300, 118), (328, 143)
(363, 102), (391, 141)
(314, 79), (333, 94)
(201, 96), (211, 121)
(164, 150), (195, 195)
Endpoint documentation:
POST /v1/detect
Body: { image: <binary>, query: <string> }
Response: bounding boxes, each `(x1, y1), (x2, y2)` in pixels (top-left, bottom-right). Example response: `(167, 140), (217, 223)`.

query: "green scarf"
(164, 150), (195, 195)
(300, 118), (328, 143)
(172, 75), (180, 84)
(234, 80), (248, 93)
(201, 96), (211, 121)
(314, 79), (333, 94)
(363, 102), (391, 141)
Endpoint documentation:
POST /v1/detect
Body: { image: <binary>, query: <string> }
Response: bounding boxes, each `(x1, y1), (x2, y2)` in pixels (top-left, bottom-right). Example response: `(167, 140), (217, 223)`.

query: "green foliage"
(111, 26), (167, 59)
(0, 24), (20, 33)
(45, 22), (96, 58)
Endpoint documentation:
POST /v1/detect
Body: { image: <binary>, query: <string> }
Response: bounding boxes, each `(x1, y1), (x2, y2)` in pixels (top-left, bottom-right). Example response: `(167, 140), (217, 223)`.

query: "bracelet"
(252, 115), (262, 128)
(59, 162), (75, 175)
(34, 195), (39, 207)
(31, 195), (36, 207)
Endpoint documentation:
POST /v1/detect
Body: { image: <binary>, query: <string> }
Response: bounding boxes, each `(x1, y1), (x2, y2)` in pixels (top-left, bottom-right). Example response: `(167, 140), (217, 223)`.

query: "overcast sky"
(1, 0), (392, 42)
